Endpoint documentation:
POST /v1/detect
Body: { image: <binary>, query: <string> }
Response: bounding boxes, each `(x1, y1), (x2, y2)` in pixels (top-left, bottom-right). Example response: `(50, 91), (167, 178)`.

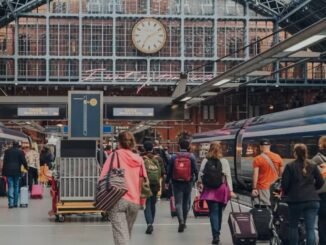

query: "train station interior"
(0, 0), (326, 245)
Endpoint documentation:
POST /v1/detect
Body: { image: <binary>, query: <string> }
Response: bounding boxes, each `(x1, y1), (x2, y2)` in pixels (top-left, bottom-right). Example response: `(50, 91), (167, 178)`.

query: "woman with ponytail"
(281, 144), (324, 245)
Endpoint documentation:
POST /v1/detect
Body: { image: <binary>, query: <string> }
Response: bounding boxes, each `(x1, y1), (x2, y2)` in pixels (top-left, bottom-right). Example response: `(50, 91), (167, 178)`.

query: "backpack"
(172, 153), (192, 182)
(144, 156), (161, 186)
(202, 158), (223, 188)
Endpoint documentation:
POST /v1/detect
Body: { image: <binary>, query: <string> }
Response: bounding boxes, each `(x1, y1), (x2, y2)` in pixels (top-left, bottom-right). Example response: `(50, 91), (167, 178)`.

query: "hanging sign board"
(68, 91), (103, 140)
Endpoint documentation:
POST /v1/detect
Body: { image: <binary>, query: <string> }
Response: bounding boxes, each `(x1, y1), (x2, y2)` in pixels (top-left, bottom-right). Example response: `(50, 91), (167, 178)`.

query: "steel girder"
(0, 0), (47, 28)
(246, 0), (311, 18)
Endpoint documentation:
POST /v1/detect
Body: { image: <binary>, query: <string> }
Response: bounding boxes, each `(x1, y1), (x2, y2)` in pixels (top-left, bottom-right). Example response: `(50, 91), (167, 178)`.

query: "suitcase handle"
(230, 196), (241, 213)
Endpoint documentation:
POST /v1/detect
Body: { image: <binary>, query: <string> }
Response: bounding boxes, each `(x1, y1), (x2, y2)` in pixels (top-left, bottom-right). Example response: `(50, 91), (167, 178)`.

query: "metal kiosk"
(53, 91), (106, 222)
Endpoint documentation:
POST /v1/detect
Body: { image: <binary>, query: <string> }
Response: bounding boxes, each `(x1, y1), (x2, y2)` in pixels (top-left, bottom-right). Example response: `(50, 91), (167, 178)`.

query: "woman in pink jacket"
(100, 131), (147, 245)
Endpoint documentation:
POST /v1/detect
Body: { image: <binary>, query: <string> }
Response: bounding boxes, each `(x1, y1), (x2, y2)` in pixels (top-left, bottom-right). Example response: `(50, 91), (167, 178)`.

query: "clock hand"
(142, 31), (161, 47)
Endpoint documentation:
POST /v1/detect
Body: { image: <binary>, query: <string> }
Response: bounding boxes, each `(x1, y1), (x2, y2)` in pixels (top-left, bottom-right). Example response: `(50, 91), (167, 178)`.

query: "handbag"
(214, 181), (231, 205)
(95, 152), (128, 212)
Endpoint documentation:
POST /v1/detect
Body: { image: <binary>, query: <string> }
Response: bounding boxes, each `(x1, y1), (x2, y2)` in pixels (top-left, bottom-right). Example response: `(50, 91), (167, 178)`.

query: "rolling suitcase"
(20, 173), (29, 208)
(31, 184), (43, 199)
(0, 176), (7, 196)
(170, 196), (177, 217)
(192, 196), (209, 217)
(250, 198), (273, 240)
(228, 198), (257, 245)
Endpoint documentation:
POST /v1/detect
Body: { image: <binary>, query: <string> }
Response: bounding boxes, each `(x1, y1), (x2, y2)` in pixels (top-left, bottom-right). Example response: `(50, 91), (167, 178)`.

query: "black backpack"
(202, 158), (223, 188)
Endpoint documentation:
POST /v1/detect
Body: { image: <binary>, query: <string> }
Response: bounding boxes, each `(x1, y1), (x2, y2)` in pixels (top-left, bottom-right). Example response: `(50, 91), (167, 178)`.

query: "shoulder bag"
(95, 152), (128, 212)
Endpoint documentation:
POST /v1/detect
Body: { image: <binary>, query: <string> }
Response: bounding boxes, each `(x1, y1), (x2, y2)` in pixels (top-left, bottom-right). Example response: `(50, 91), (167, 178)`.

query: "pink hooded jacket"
(99, 149), (147, 205)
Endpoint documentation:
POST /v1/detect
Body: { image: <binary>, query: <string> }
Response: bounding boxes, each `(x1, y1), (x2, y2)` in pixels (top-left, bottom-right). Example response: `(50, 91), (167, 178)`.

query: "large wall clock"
(132, 18), (167, 54)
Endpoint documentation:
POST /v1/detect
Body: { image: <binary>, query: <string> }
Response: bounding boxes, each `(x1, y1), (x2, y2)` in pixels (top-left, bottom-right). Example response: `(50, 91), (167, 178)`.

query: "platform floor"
(0, 190), (251, 245)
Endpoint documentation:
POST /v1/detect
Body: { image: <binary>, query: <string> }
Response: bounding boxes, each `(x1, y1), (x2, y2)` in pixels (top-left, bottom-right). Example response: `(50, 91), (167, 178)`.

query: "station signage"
(113, 108), (154, 117)
(68, 91), (103, 140)
(17, 107), (59, 116)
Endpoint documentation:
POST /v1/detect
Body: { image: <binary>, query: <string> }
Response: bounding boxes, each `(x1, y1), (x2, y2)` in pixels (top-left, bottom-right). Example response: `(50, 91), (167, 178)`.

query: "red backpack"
(172, 153), (192, 182)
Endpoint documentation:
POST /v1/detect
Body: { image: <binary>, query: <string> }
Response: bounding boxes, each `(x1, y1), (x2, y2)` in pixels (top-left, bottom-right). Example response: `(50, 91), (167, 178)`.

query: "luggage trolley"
(50, 157), (108, 222)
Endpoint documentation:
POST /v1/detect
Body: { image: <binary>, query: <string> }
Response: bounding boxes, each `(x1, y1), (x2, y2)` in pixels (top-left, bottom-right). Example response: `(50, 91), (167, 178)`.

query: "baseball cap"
(260, 139), (271, 146)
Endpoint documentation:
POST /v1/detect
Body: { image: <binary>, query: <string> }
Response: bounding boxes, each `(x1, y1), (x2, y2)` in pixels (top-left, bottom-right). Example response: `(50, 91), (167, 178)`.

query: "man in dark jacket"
(2, 142), (28, 208)
(165, 137), (198, 233)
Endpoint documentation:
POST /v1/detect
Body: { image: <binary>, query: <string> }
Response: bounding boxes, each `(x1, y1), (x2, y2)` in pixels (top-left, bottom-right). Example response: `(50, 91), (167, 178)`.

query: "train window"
(242, 139), (260, 157)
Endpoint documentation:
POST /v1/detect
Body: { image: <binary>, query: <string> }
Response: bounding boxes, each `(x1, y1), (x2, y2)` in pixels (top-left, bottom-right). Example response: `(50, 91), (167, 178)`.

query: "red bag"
(170, 196), (177, 217)
(172, 153), (192, 182)
(192, 196), (209, 217)
(31, 184), (44, 199)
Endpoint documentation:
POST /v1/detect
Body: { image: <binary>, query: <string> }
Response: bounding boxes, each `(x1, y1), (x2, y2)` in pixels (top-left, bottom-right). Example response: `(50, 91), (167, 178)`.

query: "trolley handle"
(230, 196), (241, 213)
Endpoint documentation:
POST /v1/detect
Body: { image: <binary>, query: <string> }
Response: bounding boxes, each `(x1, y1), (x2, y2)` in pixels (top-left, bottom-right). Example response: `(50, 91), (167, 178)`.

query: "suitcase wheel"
(55, 215), (65, 223)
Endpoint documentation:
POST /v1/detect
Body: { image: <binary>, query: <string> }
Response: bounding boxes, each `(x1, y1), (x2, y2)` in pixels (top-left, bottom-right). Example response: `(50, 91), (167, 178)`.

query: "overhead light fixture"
(181, 97), (192, 102)
(284, 35), (326, 52)
(213, 78), (231, 86)
(56, 123), (63, 127)
(247, 71), (271, 77)
(201, 92), (218, 97)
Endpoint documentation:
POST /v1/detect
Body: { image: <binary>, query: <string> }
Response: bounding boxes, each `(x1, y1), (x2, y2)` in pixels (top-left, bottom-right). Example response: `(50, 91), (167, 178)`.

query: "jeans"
(319, 194), (326, 245)
(288, 201), (320, 245)
(28, 167), (38, 192)
(207, 201), (224, 239)
(7, 176), (21, 207)
(144, 193), (157, 225)
(172, 181), (192, 224)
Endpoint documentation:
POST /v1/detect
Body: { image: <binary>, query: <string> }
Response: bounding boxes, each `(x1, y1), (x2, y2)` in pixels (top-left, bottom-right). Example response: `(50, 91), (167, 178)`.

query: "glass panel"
(49, 18), (79, 56)
(150, 60), (181, 83)
(0, 26), (14, 56)
(151, 0), (180, 15)
(217, 20), (245, 58)
(185, 60), (214, 84)
(119, 0), (147, 14)
(217, 0), (244, 16)
(184, 0), (214, 16)
(82, 18), (113, 56)
(82, 59), (113, 82)
(18, 17), (46, 56)
(0, 59), (14, 81)
(116, 59), (147, 83)
(156, 19), (181, 57)
(51, 0), (79, 14)
(83, 0), (113, 14)
(49, 59), (79, 81)
(249, 21), (274, 56)
(18, 59), (46, 81)
(184, 20), (214, 57)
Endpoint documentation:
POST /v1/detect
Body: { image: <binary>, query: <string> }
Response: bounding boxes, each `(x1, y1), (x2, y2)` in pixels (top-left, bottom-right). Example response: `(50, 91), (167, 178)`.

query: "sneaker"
(178, 224), (185, 233)
(212, 237), (220, 244)
(8, 206), (14, 209)
(145, 224), (153, 235)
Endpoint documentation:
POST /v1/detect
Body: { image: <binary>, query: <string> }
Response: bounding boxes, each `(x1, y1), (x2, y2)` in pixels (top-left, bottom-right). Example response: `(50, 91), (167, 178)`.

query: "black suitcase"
(228, 198), (257, 245)
(250, 198), (273, 240)
(0, 176), (7, 196)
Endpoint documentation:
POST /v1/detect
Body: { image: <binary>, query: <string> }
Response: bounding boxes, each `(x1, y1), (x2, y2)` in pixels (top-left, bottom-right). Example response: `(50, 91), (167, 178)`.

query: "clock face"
(132, 18), (167, 54)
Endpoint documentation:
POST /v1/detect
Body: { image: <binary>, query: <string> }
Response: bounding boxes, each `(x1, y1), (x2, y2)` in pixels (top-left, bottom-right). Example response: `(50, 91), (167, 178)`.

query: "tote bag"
(95, 152), (128, 211)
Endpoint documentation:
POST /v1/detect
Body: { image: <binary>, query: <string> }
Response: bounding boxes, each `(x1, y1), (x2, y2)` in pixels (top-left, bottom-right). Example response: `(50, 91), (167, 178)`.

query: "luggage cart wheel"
(56, 215), (65, 223)
(101, 212), (109, 222)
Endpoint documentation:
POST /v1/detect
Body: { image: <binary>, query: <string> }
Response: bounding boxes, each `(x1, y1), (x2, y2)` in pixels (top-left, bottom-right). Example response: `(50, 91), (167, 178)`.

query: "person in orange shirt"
(252, 139), (283, 206)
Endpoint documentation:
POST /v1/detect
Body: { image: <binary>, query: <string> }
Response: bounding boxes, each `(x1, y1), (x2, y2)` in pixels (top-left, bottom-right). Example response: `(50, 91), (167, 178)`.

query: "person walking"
(281, 144), (324, 245)
(25, 146), (40, 192)
(197, 141), (236, 244)
(2, 141), (28, 208)
(99, 131), (147, 245)
(141, 140), (165, 235)
(165, 136), (198, 233)
(312, 136), (326, 245)
(252, 139), (283, 206)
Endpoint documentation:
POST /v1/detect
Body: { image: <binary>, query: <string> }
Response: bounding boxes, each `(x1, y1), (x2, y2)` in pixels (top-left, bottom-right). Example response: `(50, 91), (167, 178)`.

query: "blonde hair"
(206, 141), (223, 159)
(319, 136), (326, 150)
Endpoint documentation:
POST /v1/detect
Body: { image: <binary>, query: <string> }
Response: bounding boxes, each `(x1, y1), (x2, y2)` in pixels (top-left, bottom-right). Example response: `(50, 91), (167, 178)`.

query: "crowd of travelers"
(1, 133), (325, 245)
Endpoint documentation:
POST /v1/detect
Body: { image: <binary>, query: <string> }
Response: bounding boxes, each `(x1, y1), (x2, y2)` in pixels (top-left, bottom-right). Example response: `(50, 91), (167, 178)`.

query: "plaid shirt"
(26, 150), (40, 170)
